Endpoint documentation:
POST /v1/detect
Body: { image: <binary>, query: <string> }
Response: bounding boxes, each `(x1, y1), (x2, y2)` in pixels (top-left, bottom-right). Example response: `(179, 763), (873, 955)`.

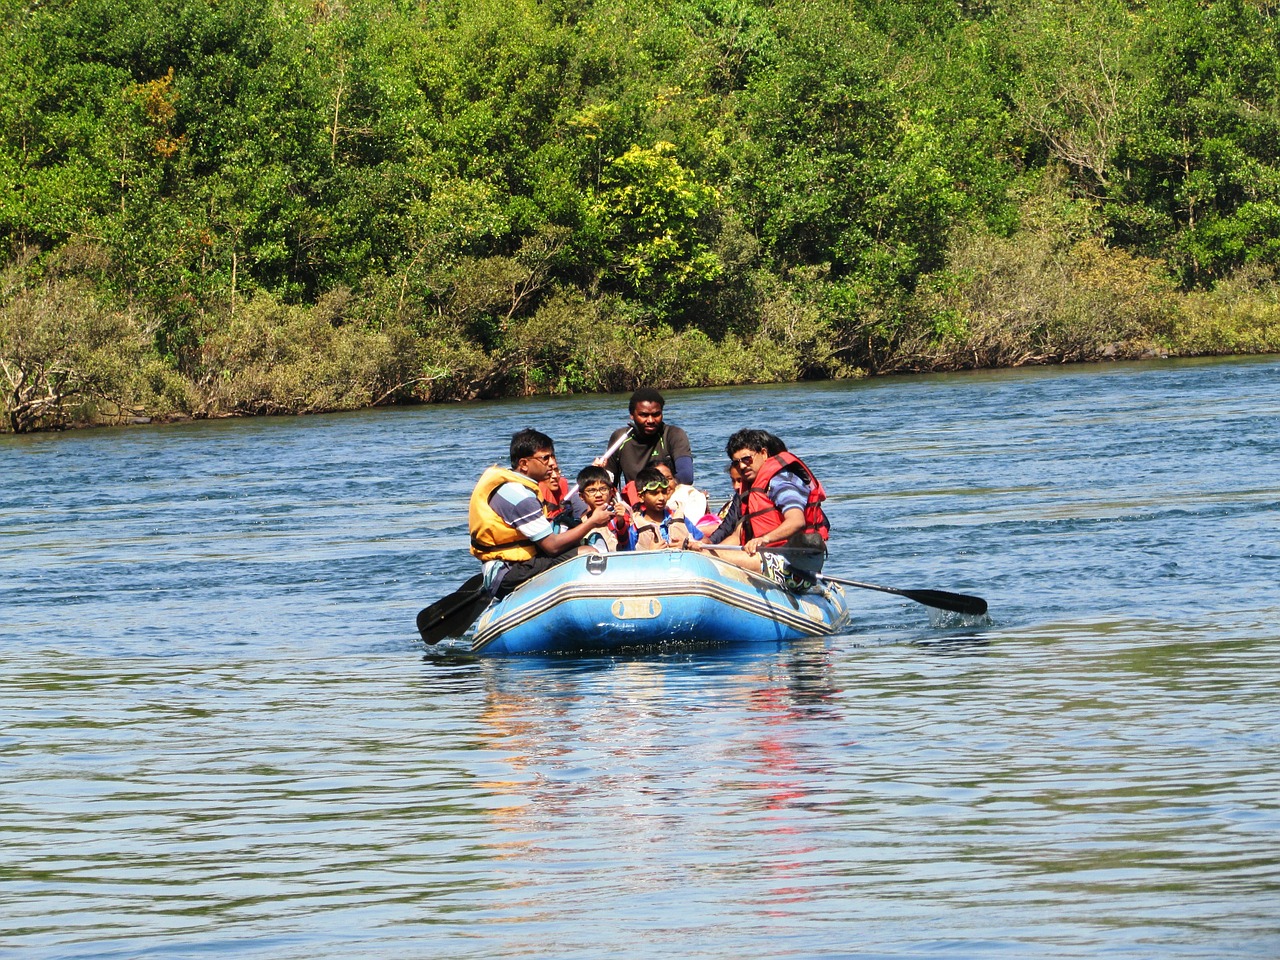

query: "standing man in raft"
(598, 387), (695, 488)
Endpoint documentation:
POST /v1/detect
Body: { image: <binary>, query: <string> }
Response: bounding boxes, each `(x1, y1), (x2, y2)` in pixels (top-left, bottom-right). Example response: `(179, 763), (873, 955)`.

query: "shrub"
(1169, 266), (1280, 356)
(911, 222), (1179, 369)
(0, 255), (182, 432)
(188, 290), (423, 416)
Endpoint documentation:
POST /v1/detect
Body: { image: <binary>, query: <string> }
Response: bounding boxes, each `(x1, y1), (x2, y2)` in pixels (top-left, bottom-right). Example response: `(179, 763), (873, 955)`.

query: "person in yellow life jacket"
(470, 428), (613, 597)
(687, 429), (829, 591)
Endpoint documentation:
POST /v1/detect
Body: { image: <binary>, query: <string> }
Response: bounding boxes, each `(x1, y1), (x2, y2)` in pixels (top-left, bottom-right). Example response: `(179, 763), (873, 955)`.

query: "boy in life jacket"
(619, 459), (715, 527)
(571, 465), (628, 554)
(651, 460), (721, 535)
(688, 429), (829, 591)
(627, 466), (707, 550)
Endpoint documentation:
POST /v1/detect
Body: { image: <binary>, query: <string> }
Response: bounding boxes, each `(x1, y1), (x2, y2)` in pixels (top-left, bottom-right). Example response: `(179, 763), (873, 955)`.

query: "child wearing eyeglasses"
(572, 465), (627, 553)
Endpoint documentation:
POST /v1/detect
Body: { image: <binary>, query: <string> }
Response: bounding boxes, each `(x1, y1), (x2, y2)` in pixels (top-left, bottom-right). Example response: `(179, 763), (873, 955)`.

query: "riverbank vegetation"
(3, 0), (1280, 431)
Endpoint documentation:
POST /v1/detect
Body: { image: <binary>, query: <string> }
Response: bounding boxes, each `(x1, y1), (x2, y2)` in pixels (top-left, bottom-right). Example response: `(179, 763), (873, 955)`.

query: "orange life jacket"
(469, 466), (543, 562)
(539, 476), (571, 522)
(741, 452), (830, 547)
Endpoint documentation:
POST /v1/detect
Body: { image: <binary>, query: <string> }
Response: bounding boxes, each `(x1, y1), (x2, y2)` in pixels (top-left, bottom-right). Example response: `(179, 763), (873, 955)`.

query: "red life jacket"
(539, 476), (569, 507)
(620, 479), (642, 509)
(539, 476), (571, 522)
(741, 452), (830, 546)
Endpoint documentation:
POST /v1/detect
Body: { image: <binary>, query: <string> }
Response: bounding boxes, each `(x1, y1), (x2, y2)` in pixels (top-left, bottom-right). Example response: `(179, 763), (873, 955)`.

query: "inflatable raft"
(428, 550), (849, 656)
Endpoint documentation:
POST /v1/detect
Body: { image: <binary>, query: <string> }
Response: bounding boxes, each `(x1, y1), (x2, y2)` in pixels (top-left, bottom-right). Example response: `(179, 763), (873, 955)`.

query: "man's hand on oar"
(418, 424), (638, 643)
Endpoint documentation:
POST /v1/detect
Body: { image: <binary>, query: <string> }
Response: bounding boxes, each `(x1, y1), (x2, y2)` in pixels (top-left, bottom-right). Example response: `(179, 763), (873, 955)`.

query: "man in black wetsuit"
(598, 387), (694, 486)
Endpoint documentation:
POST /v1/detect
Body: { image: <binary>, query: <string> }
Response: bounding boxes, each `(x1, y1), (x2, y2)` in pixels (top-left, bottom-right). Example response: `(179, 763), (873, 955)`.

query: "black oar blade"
(898, 588), (988, 617)
(819, 574), (989, 618)
(417, 574), (489, 644)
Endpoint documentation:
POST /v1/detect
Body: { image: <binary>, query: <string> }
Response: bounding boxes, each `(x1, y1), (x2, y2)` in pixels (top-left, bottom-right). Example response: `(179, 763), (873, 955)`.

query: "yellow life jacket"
(469, 466), (543, 561)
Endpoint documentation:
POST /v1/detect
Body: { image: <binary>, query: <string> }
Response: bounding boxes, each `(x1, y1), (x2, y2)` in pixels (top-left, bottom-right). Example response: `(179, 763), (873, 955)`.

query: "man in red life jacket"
(688, 429), (829, 590)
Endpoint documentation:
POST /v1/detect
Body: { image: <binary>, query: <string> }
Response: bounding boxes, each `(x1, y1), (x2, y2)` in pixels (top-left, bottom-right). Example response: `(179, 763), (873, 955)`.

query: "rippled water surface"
(3, 357), (1279, 958)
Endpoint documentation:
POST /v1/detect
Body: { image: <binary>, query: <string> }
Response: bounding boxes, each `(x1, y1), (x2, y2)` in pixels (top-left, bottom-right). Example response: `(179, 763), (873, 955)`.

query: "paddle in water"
(703, 544), (988, 617)
(416, 425), (636, 643)
(815, 574), (987, 617)
(417, 573), (490, 644)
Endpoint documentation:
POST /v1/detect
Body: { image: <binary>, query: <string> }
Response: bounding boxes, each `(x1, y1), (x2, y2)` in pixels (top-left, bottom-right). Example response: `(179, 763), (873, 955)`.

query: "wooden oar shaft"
(704, 545), (988, 617)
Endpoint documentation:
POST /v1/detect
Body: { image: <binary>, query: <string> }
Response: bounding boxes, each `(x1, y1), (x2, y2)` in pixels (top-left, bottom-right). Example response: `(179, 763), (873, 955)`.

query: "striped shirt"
(767, 472), (811, 514)
(481, 481), (553, 592)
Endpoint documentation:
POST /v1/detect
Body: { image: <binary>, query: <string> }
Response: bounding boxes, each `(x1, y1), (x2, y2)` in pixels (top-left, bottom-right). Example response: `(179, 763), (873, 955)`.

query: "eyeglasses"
(528, 452), (556, 464)
(730, 453), (758, 469)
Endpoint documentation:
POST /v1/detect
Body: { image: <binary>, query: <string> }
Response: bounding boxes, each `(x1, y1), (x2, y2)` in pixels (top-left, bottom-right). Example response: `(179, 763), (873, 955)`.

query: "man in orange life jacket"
(470, 428), (613, 598)
(688, 429), (829, 591)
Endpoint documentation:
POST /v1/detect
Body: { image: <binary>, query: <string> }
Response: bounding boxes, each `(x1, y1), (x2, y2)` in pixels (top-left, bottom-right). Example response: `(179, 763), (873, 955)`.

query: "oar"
(417, 573), (490, 644)
(819, 574), (988, 617)
(564, 425), (633, 501)
(702, 544), (988, 616)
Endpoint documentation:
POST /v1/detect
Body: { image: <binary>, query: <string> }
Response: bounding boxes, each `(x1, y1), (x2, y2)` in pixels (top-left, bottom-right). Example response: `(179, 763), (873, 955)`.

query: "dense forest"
(2, 0), (1280, 431)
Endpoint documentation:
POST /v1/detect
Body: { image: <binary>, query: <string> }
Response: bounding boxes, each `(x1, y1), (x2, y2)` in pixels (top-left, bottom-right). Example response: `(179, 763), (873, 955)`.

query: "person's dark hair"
(635, 465), (668, 491)
(725, 429), (786, 459)
(576, 465), (612, 490)
(629, 387), (665, 414)
(510, 428), (554, 466)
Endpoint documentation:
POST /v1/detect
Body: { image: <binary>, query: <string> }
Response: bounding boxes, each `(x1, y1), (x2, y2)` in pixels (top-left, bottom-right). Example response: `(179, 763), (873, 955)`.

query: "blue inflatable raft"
(429, 550), (849, 656)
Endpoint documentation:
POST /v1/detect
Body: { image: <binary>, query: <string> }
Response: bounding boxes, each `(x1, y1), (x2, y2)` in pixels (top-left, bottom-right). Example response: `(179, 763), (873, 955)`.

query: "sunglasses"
(730, 453), (758, 469)
(527, 452), (557, 464)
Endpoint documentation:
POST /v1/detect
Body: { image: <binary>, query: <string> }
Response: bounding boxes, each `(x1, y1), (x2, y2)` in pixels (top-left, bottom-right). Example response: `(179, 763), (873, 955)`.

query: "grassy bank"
(5, 216), (1278, 434)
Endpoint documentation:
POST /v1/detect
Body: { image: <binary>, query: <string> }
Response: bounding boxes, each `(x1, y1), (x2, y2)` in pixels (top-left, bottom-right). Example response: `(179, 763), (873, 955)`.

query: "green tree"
(1119, 0), (1280, 284)
(590, 141), (723, 321)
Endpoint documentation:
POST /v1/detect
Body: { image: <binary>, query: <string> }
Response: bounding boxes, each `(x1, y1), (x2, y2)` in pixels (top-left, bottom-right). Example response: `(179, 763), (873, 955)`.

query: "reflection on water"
(3, 358), (1280, 958)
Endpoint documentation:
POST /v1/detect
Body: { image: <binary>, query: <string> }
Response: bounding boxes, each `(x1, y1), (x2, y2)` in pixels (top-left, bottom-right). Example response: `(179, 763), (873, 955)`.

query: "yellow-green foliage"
(497, 286), (837, 397)
(914, 222), (1179, 369)
(190, 290), (421, 417)
(0, 256), (188, 432)
(1169, 267), (1280, 356)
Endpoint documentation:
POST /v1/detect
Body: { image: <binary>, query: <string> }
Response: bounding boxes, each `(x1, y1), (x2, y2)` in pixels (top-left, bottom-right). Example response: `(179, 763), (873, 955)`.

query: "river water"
(3, 357), (1278, 959)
